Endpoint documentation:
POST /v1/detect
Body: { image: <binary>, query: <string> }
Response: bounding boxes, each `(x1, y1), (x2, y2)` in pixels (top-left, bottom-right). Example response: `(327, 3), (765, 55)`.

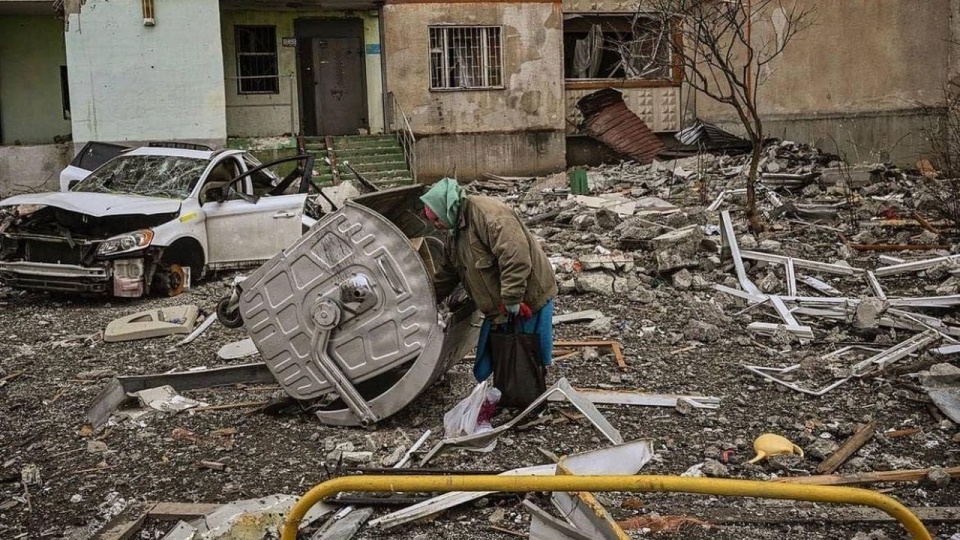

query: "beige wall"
(690, 0), (950, 162)
(695, 0), (949, 118)
(382, 2), (565, 136)
(220, 9), (385, 137)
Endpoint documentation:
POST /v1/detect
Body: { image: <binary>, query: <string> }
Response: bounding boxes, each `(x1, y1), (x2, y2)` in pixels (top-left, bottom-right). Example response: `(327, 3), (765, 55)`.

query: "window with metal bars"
(429, 26), (503, 90)
(235, 25), (279, 94)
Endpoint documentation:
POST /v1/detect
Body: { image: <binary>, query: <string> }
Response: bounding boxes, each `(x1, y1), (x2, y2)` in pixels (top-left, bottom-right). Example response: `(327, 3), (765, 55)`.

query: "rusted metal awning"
(576, 88), (665, 164)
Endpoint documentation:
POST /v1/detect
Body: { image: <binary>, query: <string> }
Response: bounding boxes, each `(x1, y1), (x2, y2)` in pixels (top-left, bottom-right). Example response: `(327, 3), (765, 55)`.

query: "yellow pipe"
(279, 475), (932, 540)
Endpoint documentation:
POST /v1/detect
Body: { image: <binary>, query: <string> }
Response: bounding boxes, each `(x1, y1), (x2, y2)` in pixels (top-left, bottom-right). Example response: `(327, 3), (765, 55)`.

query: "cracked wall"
(383, 2), (565, 180)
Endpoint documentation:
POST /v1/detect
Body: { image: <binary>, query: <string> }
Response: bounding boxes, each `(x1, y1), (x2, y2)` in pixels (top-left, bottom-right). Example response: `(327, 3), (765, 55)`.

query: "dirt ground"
(1, 261), (958, 539)
(3, 149), (960, 539)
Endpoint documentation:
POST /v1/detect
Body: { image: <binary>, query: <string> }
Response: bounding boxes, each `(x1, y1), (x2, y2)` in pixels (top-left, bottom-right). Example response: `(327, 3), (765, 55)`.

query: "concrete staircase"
(304, 134), (413, 187)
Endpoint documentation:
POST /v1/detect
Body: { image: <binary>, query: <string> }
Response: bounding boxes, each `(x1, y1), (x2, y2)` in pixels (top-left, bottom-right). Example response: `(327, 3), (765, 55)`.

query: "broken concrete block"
(571, 214), (596, 230)
(104, 305), (199, 343)
(806, 438), (839, 460)
(652, 226), (702, 273)
(820, 167), (879, 189)
(759, 239), (782, 251)
(586, 316), (614, 335)
(575, 272), (615, 295)
(700, 459), (730, 478)
(579, 254), (634, 272)
(672, 269), (693, 290)
(924, 467), (952, 489)
(683, 320), (721, 343)
(594, 208), (621, 229)
(854, 298), (888, 330)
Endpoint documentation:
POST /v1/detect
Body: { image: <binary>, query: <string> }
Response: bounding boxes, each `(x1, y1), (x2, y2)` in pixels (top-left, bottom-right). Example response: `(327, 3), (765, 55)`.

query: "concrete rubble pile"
(6, 139), (960, 540)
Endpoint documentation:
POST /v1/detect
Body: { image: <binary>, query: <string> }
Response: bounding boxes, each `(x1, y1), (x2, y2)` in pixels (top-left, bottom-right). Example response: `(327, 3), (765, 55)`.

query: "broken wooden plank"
(92, 505), (149, 540)
(553, 340), (627, 371)
(912, 211), (941, 235)
(815, 421), (876, 475)
(777, 466), (960, 486)
(885, 428), (921, 439)
(0, 370), (25, 388)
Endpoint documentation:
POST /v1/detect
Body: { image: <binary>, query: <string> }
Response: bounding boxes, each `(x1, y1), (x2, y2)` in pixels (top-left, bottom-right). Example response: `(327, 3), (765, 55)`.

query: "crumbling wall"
(0, 143), (73, 197)
(64, 0), (227, 146)
(691, 0), (951, 165)
(383, 2), (566, 180)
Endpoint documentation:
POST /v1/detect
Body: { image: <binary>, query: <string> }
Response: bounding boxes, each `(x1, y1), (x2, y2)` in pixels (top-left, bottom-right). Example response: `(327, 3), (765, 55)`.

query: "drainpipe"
(376, 1), (388, 134)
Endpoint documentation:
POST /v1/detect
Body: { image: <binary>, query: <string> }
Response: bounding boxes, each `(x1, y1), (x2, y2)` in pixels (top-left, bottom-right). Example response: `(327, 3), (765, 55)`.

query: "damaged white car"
(0, 144), (321, 297)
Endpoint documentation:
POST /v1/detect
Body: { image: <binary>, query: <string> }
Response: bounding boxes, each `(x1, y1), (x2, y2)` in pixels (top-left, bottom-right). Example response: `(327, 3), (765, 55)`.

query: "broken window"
(564, 15), (673, 81)
(429, 26), (503, 90)
(73, 155), (210, 199)
(235, 25), (279, 94)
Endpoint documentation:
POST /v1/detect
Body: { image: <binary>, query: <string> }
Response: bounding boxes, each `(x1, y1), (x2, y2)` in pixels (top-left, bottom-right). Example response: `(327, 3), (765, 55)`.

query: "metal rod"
(278, 475), (932, 540)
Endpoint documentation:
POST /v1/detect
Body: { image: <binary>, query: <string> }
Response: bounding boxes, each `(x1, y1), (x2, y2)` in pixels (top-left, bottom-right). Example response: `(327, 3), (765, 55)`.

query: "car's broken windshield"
(73, 155), (209, 199)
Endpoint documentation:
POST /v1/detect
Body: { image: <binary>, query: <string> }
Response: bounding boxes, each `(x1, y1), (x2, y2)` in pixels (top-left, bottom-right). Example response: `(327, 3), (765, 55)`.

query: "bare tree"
(643, 0), (815, 227)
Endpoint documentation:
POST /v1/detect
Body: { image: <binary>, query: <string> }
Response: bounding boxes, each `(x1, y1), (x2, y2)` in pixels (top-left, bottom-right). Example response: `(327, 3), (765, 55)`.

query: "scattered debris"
(749, 433), (804, 464)
(131, 385), (207, 412)
(104, 305), (199, 342)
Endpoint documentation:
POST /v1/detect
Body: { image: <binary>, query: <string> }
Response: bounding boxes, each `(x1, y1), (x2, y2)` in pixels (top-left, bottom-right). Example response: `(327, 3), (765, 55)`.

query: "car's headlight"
(96, 230), (154, 256)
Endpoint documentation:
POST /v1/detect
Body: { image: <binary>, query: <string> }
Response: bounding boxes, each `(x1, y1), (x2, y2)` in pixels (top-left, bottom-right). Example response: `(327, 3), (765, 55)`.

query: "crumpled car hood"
(0, 192), (181, 218)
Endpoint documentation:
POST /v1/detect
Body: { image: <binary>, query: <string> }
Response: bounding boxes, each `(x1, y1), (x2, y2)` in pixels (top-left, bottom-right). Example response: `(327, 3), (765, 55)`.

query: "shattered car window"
(73, 155), (209, 199)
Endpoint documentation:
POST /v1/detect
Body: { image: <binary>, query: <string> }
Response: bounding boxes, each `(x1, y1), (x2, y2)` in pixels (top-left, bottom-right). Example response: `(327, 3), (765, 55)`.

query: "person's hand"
(503, 303), (533, 319)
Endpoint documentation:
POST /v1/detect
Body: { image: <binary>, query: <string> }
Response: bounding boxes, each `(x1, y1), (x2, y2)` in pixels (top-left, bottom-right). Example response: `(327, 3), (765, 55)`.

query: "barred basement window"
(235, 25), (279, 94)
(429, 26), (503, 90)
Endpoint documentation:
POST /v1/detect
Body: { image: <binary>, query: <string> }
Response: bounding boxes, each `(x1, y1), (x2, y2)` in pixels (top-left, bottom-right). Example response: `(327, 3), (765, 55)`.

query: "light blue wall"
(65, 0), (227, 145)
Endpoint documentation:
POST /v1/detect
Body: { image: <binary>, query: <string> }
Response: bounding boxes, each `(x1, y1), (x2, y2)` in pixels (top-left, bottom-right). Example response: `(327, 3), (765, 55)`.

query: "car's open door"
(202, 155), (313, 267)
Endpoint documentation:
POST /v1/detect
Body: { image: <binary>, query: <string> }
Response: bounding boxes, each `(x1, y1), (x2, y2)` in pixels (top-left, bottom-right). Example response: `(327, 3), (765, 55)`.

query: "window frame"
(563, 13), (682, 90)
(234, 25), (280, 95)
(428, 25), (505, 92)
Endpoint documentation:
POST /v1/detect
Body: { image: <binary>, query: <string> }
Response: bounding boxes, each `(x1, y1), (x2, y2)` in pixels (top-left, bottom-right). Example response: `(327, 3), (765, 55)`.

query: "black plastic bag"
(489, 320), (546, 409)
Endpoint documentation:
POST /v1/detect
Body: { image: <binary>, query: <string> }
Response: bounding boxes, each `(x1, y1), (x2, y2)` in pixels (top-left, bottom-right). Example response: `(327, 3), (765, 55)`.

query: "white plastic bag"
(443, 380), (497, 452)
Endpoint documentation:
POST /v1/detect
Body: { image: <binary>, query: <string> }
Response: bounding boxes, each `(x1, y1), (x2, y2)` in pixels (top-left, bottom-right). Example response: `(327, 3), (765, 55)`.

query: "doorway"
(295, 18), (368, 136)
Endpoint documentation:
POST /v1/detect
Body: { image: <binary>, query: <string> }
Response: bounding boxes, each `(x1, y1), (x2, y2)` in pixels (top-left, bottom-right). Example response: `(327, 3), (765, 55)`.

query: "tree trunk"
(746, 142), (762, 228)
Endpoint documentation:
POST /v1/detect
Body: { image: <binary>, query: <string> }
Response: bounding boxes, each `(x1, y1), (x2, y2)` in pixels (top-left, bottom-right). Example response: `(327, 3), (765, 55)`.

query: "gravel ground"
(2, 149), (960, 539)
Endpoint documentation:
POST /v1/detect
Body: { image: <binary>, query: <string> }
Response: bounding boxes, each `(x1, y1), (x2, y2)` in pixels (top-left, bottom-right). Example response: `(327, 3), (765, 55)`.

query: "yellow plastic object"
(278, 475), (931, 540)
(749, 433), (804, 464)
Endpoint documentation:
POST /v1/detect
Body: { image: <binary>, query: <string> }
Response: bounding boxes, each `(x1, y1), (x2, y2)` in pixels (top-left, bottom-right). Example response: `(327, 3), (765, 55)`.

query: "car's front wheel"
(151, 262), (187, 296)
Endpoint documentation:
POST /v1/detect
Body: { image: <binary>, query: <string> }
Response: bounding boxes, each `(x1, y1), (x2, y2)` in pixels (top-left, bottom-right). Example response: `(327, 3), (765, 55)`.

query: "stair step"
(338, 160), (408, 172)
(363, 170), (413, 181)
(333, 140), (402, 151)
(333, 145), (403, 156)
(336, 155), (407, 167)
